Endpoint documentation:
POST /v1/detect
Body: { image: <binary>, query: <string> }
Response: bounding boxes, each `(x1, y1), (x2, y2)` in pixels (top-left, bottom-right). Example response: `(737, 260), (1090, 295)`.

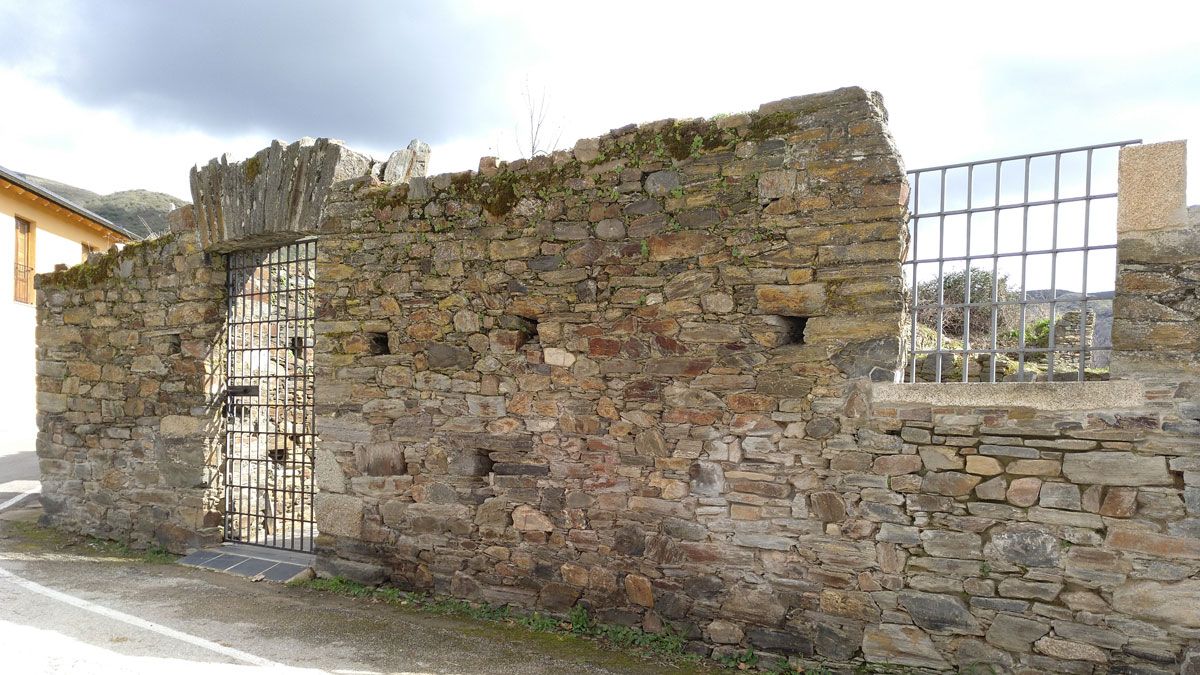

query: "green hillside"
(15, 172), (188, 240)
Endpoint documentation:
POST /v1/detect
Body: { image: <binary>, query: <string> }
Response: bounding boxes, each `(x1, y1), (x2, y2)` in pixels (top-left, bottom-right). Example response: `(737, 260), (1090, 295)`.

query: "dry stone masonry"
(34, 220), (227, 550)
(33, 89), (1200, 672)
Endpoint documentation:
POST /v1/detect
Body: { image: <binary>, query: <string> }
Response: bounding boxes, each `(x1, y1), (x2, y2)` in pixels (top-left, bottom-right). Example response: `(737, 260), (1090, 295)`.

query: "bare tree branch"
(514, 77), (562, 159)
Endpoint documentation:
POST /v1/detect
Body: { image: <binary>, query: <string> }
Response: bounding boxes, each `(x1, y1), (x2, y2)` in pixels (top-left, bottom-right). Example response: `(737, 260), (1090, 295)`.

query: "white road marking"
(0, 487), (39, 512)
(0, 565), (286, 668)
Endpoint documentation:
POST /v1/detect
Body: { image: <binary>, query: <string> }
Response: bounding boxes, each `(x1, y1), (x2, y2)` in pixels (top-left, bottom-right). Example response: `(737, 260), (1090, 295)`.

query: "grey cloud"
(0, 1), (521, 150)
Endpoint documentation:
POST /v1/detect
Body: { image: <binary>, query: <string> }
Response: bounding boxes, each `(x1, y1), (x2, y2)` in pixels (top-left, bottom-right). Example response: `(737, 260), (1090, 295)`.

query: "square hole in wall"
(774, 315), (808, 346)
(500, 314), (539, 344)
(366, 332), (390, 355)
(163, 334), (181, 356)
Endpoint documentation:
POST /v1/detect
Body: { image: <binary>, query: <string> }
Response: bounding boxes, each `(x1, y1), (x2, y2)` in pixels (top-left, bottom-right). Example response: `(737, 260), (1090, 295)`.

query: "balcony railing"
(14, 264), (34, 304)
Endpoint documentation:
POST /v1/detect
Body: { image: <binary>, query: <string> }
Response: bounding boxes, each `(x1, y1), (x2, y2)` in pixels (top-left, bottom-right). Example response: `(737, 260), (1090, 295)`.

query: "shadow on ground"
(0, 508), (711, 675)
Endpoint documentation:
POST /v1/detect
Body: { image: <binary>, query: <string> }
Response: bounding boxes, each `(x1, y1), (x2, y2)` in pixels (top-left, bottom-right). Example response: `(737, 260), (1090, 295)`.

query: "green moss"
(293, 577), (705, 670)
(39, 234), (176, 290)
(747, 110), (798, 141)
(453, 164), (575, 218)
(479, 174), (520, 217)
(3, 520), (176, 564)
(244, 155), (262, 182)
(613, 119), (732, 164)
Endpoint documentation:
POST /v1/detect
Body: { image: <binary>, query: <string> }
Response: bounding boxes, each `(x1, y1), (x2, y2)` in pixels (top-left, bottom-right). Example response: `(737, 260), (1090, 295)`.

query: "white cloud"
(0, 67), (266, 198)
(1, 0), (1197, 202)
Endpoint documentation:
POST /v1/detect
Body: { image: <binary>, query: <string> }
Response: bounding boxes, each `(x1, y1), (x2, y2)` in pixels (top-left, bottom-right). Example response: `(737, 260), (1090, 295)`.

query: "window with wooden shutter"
(14, 217), (35, 304)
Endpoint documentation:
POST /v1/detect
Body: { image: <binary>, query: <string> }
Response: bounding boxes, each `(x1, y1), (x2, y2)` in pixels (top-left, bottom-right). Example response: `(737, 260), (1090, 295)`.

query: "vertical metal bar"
(990, 161), (1001, 382)
(962, 164), (973, 382)
(224, 253), (234, 542)
(1017, 158), (1031, 380)
(309, 241), (316, 550)
(281, 245), (289, 549)
(908, 172), (920, 382)
(1046, 153), (1062, 381)
(1079, 149), (1093, 381)
(935, 168), (947, 382)
(304, 240), (316, 551)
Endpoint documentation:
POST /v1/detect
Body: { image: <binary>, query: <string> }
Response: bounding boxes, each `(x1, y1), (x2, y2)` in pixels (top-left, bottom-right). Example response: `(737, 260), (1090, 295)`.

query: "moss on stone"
(613, 119), (734, 164)
(40, 234), (176, 290)
(244, 155), (262, 182)
(746, 111), (798, 141)
(478, 174), (521, 217)
(3, 520), (176, 564)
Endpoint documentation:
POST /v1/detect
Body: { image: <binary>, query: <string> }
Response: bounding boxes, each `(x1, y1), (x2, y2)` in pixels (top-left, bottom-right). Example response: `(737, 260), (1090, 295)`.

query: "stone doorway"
(222, 240), (317, 552)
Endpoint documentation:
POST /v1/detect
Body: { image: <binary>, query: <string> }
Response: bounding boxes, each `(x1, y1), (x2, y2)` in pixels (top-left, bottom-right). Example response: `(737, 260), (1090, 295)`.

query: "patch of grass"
(718, 647), (759, 670)
(292, 576), (699, 666)
(121, 543), (176, 564)
(3, 520), (177, 564)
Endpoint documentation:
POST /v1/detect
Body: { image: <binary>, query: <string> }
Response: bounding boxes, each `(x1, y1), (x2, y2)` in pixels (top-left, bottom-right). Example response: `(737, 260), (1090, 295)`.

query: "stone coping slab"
(872, 380), (1145, 411)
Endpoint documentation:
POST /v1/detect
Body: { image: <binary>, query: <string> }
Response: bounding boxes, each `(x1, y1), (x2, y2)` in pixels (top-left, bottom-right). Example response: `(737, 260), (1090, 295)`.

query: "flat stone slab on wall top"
(873, 380), (1145, 411)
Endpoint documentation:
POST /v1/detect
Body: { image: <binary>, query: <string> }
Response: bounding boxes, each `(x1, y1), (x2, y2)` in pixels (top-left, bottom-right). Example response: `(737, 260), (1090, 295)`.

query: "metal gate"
(223, 240), (317, 552)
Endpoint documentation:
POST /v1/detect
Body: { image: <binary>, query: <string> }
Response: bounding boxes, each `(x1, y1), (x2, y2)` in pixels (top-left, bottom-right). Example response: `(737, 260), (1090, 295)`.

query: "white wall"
(0, 191), (119, 449)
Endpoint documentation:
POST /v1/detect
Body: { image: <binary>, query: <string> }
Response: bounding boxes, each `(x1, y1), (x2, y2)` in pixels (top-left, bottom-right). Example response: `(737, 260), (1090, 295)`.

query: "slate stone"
(984, 524), (1062, 568)
(1062, 452), (1171, 486)
(861, 624), (949, 669)
(644, 170), (681, 197)
(426, 343), (473, 370)
(746, 628), (813, 656)
(985, 613), (1050, 652)
(898, 591), (981, 635)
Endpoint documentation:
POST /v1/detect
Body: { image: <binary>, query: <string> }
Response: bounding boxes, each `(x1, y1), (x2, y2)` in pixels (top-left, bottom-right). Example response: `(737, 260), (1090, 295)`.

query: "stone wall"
(311, 86), (915, 657)
(32, 136), (408, 552)
(860, 380), (1199, 672)
(34, 228), (226, 551)
(32, 88), (1200, 672)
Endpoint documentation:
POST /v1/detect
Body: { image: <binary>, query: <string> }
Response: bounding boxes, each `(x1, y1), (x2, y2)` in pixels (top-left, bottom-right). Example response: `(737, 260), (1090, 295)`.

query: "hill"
(14, 172), (188, 240)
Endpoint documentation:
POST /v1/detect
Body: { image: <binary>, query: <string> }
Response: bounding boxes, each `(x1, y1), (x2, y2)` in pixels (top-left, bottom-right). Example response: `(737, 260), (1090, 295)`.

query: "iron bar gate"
(903, 140), (1140, 383)
(224, 240), (317, 552)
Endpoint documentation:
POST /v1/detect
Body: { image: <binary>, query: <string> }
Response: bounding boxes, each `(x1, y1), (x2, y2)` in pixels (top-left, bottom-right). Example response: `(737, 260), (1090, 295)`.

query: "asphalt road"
(0, 436), (39, 511)
(0, 503), (696, 675)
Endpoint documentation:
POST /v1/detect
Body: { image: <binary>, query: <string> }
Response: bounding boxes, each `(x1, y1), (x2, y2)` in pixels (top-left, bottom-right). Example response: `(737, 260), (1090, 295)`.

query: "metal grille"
(14, 264), (33, 304)
(14, 216), (33, 304)
(903, 140), (1140, 383)
(224, 240), (317, 552)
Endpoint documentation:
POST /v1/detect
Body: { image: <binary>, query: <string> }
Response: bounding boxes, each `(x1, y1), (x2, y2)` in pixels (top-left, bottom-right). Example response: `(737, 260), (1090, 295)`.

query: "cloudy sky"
(1, 0), (1197, 203)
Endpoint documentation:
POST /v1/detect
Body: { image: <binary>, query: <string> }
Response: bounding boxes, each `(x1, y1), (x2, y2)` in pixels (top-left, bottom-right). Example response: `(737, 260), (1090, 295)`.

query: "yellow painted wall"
(0, 185), (128, 447)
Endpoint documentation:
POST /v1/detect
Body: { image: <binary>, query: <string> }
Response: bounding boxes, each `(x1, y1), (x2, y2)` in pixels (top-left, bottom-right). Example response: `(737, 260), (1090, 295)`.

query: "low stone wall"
(34, 231), (225, 551)
(859, 382), (1199, 672)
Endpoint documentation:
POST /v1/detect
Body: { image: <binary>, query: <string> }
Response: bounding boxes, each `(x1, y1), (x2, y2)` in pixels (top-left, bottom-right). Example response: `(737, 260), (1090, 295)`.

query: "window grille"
(14, 217), (34, 304)
(902, 140), (1140, 383)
